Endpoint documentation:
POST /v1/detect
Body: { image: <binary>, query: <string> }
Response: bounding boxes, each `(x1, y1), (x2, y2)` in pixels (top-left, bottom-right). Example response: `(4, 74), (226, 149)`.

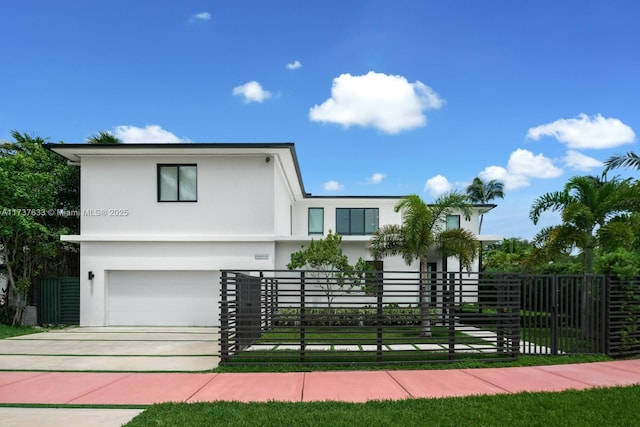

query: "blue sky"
(1, 1), (638, 240)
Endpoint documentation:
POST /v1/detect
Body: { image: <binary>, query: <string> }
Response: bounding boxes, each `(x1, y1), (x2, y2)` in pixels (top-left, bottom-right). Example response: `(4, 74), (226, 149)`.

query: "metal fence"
(220, 270), (640, 365)
(517, 275), (607, 355)
(607, 275), (640, 357)
(220, 270), (521, 366)
(36, 277), (80, 325)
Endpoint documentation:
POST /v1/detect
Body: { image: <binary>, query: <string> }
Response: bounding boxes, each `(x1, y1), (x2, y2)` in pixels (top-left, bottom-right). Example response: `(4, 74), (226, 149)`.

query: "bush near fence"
(273, 305), (438, 327)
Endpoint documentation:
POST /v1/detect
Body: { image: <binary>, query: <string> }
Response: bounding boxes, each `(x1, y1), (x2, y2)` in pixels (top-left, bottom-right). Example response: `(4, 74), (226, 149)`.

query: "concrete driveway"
(0, 327), (219, 372)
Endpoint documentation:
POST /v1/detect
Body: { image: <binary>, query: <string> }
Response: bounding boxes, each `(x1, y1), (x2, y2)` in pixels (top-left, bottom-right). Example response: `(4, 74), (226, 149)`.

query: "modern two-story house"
(47, 143), (501, 327)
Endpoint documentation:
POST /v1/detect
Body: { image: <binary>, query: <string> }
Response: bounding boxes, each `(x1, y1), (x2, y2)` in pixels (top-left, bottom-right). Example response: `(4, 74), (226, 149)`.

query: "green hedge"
(274, 306), (437, 327)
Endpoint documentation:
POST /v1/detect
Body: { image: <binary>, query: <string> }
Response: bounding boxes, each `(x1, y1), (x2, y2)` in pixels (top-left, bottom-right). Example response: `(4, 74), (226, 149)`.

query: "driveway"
(0, 327), (219, 372)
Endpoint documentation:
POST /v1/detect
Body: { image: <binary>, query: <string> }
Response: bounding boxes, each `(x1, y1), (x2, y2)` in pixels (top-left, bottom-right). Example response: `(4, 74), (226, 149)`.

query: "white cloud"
(479, 149), (563, 190)
(507, 148), (563, 179)
(232, 81), (272, 103)
(527, 113), (635, 149)
(113, 125), (188, 144)
(190, 12), (211, 22)
(366, 173), (386, 184)
(323, 180), (344, 191)
(286, 60), (302, 70)
(309, 71), (444, 134)
(424, 174), (453, 197)
(564, 150), (602, 171)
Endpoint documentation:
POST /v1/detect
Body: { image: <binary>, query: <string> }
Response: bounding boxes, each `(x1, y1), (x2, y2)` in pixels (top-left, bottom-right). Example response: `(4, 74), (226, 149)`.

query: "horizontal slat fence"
(607, 276), (640, 357)
(220, 270), (521, 366)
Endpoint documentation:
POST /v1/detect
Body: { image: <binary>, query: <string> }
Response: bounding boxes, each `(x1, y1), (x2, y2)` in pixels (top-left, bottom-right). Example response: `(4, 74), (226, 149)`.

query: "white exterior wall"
(273, 158), (293, 236)
(81, 155), (276, 236)
(76, 152), (287, 326)
(290, 198), (401, 237)
(80, 241), (276, 326)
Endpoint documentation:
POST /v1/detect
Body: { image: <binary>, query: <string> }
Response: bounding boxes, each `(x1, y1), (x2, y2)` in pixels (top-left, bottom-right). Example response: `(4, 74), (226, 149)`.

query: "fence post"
(259, 272), (265, 330)
(550, 275), (558, 355)
(447, 273), (456, 361)
(497, 277), (504, 353)
(376, 270), (383, 363)
(220, 271), (229, 363)
(300, 271), (306, 364)
(511, 277), (521, 358)
(602, 275), (609, 355)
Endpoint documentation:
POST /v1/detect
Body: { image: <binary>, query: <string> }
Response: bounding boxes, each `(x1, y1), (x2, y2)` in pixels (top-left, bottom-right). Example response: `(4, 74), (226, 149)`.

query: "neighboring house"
(46, 143), (501, 327)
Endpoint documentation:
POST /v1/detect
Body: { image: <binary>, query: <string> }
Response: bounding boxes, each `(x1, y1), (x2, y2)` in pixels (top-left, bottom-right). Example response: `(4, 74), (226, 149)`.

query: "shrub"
(0, 305), (16, 325)
(274, 306), (428, 327)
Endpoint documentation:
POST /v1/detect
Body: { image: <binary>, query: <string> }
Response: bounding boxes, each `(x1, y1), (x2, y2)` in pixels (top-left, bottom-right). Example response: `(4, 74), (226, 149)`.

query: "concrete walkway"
(0, 327), (219, 372)
(0, 359), (639, 426)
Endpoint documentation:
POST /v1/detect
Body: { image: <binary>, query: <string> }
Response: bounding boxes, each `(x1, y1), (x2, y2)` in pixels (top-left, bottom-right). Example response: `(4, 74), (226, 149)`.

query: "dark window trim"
(336, 207), (379, 235)
(308, 207), (324, 235)
(157, 163), (198, 203)
(446, 214), (460, 230)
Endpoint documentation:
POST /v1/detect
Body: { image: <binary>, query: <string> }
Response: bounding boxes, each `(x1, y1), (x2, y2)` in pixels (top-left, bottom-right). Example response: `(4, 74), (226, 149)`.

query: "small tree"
(287, 230), (369, 325)
(369, 193), (477, 337)
(0, 132), (79, 325)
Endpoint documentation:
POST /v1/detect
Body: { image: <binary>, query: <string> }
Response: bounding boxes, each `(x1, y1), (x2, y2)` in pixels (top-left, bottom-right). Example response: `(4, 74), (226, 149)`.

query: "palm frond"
(368, 224), (405, 261)
(603, 151), (640, 174)
(529, 191), (571, 224)
(435, 228), (479, 270)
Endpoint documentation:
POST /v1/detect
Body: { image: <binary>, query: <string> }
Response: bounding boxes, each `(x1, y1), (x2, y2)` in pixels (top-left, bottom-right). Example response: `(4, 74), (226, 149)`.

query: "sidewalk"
(1, 359), (639, 404)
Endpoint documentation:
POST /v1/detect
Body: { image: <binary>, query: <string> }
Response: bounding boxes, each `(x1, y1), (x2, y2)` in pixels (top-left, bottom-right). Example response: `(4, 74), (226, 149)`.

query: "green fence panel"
(38, 277), (80, 325)
(60, 278), (80, 324)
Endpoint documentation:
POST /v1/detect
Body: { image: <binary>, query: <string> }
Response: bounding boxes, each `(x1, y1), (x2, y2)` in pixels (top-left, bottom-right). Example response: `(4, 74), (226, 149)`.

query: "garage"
(107, 270), (219, 326)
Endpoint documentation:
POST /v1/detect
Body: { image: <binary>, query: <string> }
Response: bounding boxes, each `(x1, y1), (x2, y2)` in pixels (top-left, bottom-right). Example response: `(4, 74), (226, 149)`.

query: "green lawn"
(226, 325), (513, 366)
(125, 385), (640, 427)
(0, 324), (42, 339)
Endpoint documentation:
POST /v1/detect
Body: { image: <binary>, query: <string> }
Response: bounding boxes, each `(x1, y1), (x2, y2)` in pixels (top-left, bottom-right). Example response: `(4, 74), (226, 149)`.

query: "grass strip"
(0, 325), (43, 339)
(214, 354), (612, 372)
(125, 385), (640, 427)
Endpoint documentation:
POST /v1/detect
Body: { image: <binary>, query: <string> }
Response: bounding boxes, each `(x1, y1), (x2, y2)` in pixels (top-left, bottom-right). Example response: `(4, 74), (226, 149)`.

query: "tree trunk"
(4, 260), (24, 326)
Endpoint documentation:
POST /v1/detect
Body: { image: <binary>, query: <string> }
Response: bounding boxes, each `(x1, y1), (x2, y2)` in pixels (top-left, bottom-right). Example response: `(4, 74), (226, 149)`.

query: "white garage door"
(108, 270), (219, 326)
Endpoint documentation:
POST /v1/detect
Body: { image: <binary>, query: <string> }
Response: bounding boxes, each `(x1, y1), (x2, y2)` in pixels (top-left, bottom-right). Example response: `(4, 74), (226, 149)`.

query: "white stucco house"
(46, 143), (501, 327)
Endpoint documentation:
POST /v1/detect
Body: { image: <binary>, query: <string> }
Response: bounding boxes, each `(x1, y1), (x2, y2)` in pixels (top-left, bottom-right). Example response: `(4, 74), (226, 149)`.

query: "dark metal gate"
(519, 275), (606, 355)
(236, 273), (262, 350)
(37, 277), (80, 325)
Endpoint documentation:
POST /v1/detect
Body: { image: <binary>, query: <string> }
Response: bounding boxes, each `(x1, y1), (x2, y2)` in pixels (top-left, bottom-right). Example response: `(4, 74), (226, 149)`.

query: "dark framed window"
(336, 208), (379, 235)
(446, 214), (460, 230)
(308, 207), (324, 235)
(158, 164), (197, 202)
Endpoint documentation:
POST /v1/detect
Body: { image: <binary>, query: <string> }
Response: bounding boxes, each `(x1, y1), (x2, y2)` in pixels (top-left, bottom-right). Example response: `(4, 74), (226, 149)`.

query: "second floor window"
(308, 207), (324, 235)
(446, 214), (460, 230)
(158, 164), (197, 202)
(336, 208), (379, 235)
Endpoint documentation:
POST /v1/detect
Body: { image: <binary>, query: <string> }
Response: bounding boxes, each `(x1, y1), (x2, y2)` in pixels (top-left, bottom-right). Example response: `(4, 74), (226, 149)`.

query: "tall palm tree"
(603, 152), (640, 174)
(465, 177), (504, 234)
(368, 193), (478, 336)
(529, 175), (632, 273)
(86, 131), (122, 144)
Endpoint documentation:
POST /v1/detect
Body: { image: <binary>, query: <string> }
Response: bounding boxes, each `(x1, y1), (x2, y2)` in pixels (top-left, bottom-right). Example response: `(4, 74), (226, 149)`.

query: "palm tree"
(368, 193), (478, 336)
(465, 177), (504, 234)
(529, 175), (632, 273)
(86, 131), (122, 144)
(603, 152), (640, 174)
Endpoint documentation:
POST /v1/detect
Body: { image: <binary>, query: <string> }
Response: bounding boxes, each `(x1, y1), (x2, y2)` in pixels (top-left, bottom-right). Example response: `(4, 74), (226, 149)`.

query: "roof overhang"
(45, 142), (308, 200)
